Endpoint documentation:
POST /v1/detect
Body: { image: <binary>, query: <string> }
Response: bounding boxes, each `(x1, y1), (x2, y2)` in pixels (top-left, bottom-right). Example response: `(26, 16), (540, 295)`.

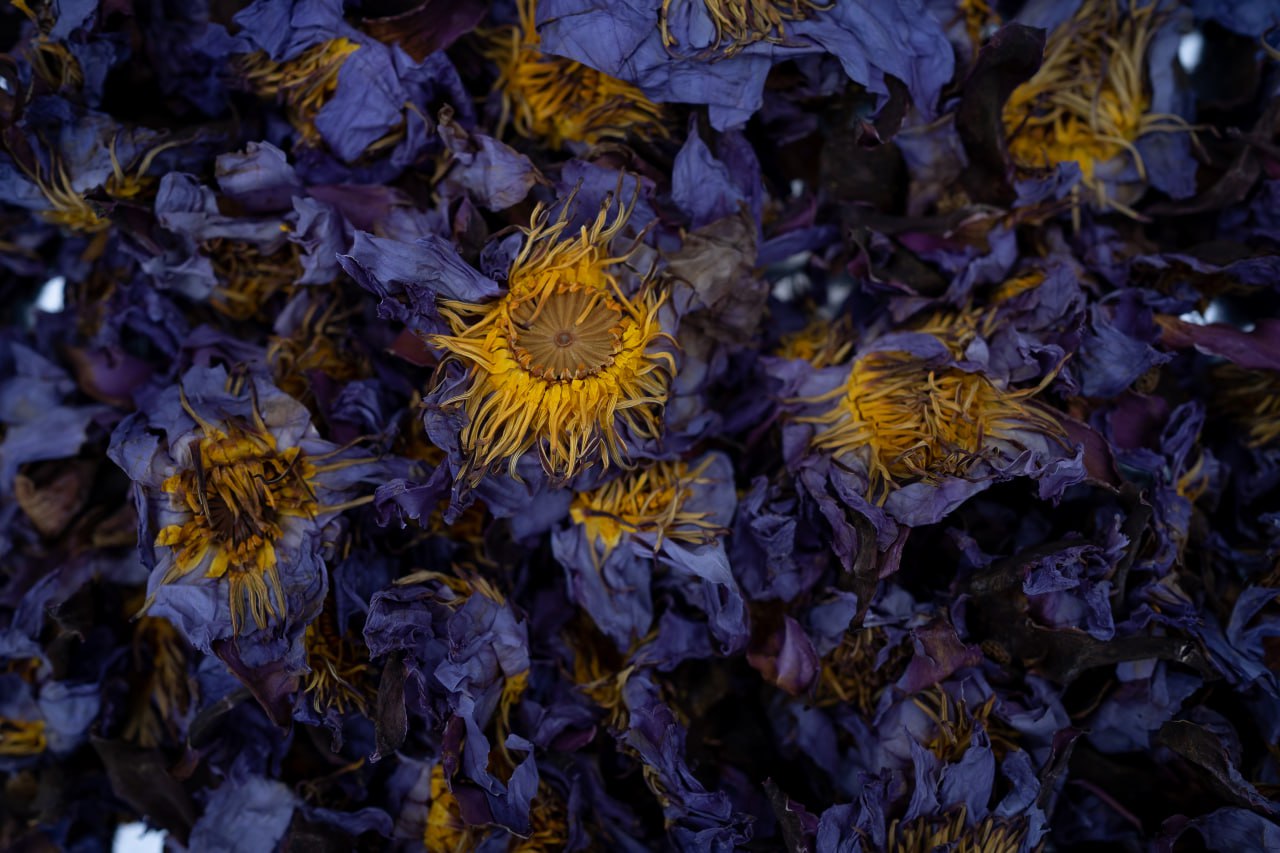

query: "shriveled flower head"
(431, 190), (676, 485)
(799, 340), (1066, 503)
(776, 315), (854, 369)
(487, 0), (667, 149)
(109, 367), (383, 639)
(660, 0), (831, 57)
(1001, 0), (1190, 213)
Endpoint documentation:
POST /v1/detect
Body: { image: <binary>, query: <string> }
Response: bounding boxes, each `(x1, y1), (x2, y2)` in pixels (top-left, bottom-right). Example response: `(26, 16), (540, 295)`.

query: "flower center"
(570, 458), (719, 555)
(0, 718), (46, 756)
(1000, 0), (1189, 213)
(157, 424), (319, 632)
(205, 238), (302, 321)
(661, 0), (830, 56)
(507, 287), (624, 381)
(234, 39), (361, 146)
(803, 349), (1065, 502)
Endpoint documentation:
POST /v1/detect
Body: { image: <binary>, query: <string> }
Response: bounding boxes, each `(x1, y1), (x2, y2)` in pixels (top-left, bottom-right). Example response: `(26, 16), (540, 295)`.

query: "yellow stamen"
(268, 295), (369, 404)
(234, 39), (361, 147)
(488, 0), (667, 149)
(776, 315), (853, 368)
(204, 238), (302, 321)
(569, 457), (721, 557)
(660, 0), (831, 57)
(430, 191), (675, 484)
(1002, 0), (1191, 214)
(123, 616), (194, 748)
(0, 718), (46, 756)
(1212, 363), (1280, 448)
(888, 808), (1031, 853)
(814, 626), (911, 714)
(799, 347), (1066, 504)
(911, 688), (1019, 763)
(25, 156), (110, 234)
(303, 598), (370, 716)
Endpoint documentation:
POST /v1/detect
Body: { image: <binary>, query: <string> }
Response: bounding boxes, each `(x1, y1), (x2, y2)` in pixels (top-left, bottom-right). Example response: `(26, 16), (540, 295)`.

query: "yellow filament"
(0, 718), (46, 756)
(488, 0), (666, 149)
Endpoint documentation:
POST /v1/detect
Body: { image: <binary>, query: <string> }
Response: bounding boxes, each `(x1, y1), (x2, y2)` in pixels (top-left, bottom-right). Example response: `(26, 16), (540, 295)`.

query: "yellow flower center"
(123, 615), (193, 748)
(1212, 363), (1280, 448)
(488, 0), (667, 149)
(910, 271), (1047, 358)
(1001, 0), (1189, 213)
(776, 316), (853, 368)
(235, 39), (361, 146)
(801, 348), (1064, 503)
(205, 238), (302, 321)
(303, 599), (370, 716)
(660, 0), (830, 56)
(888, 809), (1030, 853)
(153, 392), (321, 633)
(569, 458), (720, 555)
(431, 193), (675, 484)
(0, 718), (46, 756)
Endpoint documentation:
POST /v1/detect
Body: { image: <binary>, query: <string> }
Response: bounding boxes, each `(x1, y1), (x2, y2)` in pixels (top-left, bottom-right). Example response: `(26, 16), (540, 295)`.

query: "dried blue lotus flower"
(428, 189), (676, 486)
(109, 365), (394, 643)
(1002, 0), (1195, 213)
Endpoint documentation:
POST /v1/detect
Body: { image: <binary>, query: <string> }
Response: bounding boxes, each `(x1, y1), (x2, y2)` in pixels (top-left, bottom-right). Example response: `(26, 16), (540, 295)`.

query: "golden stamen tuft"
(799, 347), (1066, 503)
(0, 718), (46, 756)
(234, 39), (361, 147)
(204, 238), (302, 321)
(1212, 363), (1280, 448)
(814, 626), (912, 715)
(424, 765), (472, 853)
(13, 0), (84, 90)
(152, 390), (320, 633)
(123, 616), (194, 748)
(1002, 0), (1191, 215)
(911, 271), (1046, 358)
(776, 315), (854, 368)
(487, 0), (667, 149)
(570, 457), (722, 557)
(24, 156), (110, 234)
(303, 598), (371, 716)
(912, 688), (1020, 763)
(268, 295), (370, 404)
(431, 191), (675, 484)
(660, 0), (831, 57)
(888, 808), (1031, 853)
